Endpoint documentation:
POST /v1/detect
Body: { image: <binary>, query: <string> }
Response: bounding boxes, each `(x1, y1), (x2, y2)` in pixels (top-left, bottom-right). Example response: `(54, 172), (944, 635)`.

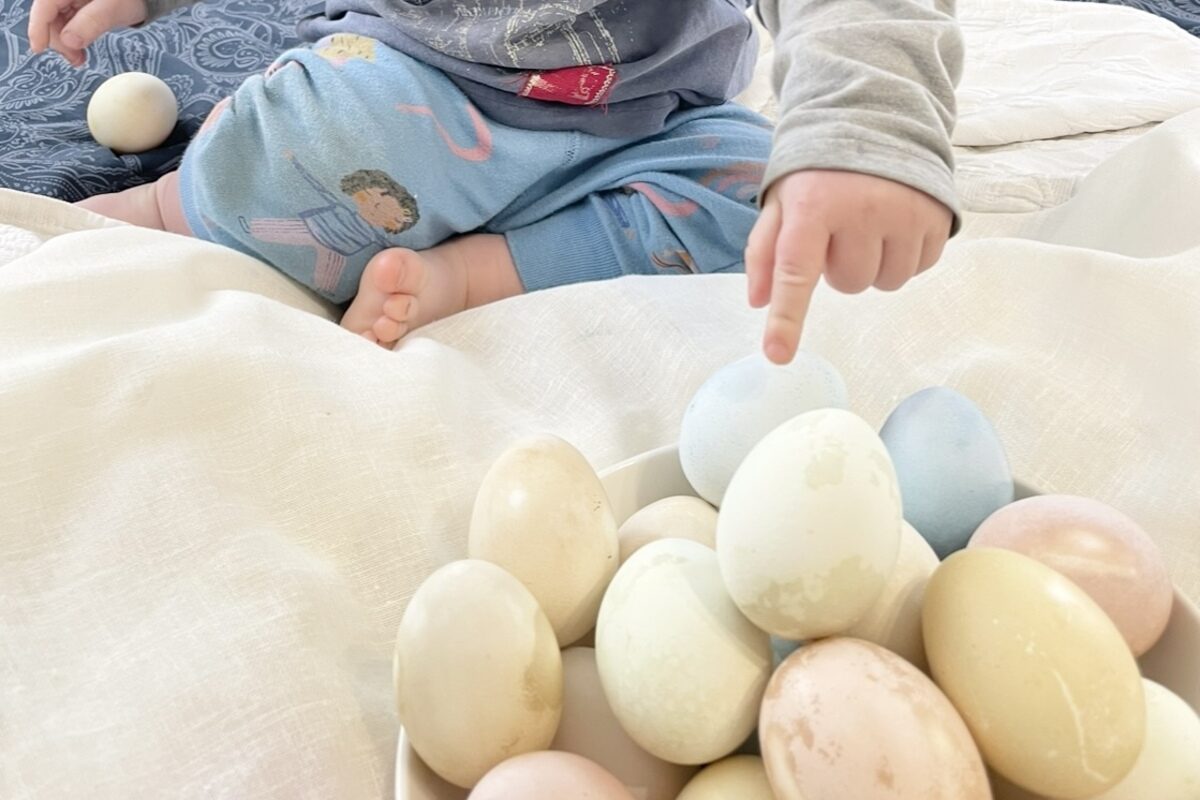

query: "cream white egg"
(617, 495), (717, 563)
(468, 434), (619, 646)
(595, 538), (772, 765)
(393, 560), (562, 789)
(676, 755), (774, 800)
(845, 521), (939, 671)
(87, 72), (178, 153)
(1092, 679), (1200, 800)
(717, 408), (902, 640)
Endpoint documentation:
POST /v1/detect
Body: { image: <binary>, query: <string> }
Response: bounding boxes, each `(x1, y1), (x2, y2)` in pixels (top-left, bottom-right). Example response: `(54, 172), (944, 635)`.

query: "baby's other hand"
(28, 0), (148, 67)
(745, 170), (953, 364)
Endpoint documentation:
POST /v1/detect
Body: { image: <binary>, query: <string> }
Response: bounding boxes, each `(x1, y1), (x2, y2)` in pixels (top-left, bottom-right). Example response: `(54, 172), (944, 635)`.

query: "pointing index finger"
(763, 215), (828, 364)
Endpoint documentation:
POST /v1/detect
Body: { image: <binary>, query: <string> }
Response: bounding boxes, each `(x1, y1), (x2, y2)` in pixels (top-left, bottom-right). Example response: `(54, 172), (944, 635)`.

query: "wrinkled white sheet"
(3, 1), (1199, 798)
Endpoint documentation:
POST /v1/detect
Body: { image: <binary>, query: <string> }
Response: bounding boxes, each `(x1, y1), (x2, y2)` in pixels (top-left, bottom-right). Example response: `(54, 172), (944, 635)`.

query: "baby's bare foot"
(341, 246), (468, 345)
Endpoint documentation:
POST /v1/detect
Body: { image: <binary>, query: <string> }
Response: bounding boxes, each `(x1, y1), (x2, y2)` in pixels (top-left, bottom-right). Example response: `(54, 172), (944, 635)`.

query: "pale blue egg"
(680, 352), (848, 507)
(880, 387), (1013, 558)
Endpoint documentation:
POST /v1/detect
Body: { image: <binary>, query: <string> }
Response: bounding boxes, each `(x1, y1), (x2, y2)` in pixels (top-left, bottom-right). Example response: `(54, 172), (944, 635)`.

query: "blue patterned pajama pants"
(179, 34), (772, 304)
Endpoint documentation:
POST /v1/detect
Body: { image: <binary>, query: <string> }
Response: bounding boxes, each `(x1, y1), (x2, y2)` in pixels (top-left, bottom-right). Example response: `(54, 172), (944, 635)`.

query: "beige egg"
(717, 409), (902, 640)
(87, 72), (178, 153)
(617, 495), (718, 563)
(969, 495), (1172, 656)
(468, 751), (635, 800)
(759, 638), (991, 800)
(394, 560), (563, 789)
(1092, 679), (1200, 800)
(595, 538), (772, 765)
(676, 755), (774, 800)
(551, 647), (696, 799)
(468, 434), (619, 646)
(923, 548), (1145, 799)
(846, 521), (938, 671)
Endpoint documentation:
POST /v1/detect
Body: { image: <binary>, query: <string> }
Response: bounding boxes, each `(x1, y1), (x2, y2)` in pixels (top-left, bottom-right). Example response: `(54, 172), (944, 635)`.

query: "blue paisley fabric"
(0, 0), (319, 200)
(1063, 0), (1200, 35)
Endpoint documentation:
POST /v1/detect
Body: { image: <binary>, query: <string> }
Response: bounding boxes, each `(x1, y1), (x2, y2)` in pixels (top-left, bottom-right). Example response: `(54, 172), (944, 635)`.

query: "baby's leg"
(341, 234), (523, 343)
(489, 104), (771, 298)
(77, 171), (190, 235)
(174, 38), (571, 310)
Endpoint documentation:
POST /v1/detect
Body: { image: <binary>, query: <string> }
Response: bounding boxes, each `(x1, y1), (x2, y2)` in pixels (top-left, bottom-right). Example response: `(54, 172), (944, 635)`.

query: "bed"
(0, 0), (319, 199)
(2, 0), (1199, 796)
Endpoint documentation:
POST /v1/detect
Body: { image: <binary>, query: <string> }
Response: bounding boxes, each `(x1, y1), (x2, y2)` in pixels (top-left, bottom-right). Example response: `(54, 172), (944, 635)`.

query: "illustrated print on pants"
(315, 34), (379, 67)
(240, 152), (419, 294)
(699, 162), (766, 203)
(396, 102), (494, 162)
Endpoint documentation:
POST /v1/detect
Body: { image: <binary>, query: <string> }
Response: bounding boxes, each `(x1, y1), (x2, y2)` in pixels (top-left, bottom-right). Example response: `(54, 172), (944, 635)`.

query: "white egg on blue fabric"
(87, 72), (178, 154)
(879, 387), (1013, 557)
(680, 352), (847, 507)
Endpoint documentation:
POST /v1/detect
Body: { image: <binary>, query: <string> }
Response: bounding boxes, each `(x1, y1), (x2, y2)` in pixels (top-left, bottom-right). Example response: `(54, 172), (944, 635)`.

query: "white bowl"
(395, 445), (1200, 799)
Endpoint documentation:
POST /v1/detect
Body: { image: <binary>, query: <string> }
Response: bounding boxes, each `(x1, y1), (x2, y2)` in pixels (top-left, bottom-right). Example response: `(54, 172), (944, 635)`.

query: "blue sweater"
(295, 0), (759, 138)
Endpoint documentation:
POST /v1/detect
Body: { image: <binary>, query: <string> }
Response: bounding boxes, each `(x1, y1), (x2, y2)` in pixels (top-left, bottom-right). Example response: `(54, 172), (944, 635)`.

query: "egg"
(87, 72), (178, 153)
(923, 548), (1145, 798)
(879, 387), (1013, 557)
(845, 522), (939, 671)
(551, 647), (696, 799)
(617, 495), (718, 563)
(393, 560), (563, 788)
(676, 755), (774, 800)
(468, 752), (635, 800)
(468, 434), (619, 646)
(595, 538), (772, 765)
(759, 638), (991, 800)
(969, 495), (1172, 656)
(989, 680), (1200, 800)
(1091, 679), (1200, 800)
(679, 352), (847, 506)
(717, 408), (902, 640)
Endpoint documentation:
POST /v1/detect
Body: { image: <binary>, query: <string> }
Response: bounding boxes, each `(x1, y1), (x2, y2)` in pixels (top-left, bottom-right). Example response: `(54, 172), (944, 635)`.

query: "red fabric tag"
(518, 65), (618, 106)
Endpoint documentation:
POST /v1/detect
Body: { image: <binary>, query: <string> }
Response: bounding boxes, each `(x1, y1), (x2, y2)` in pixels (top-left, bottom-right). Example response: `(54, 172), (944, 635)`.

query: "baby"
(29, 0), (962, 364)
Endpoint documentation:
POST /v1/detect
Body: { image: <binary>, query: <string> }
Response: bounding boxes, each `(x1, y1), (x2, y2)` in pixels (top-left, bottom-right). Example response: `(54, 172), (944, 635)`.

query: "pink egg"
(969, 495), (1172, 656)
(468, 751), (636, 800)
(759, 638), (991, 800)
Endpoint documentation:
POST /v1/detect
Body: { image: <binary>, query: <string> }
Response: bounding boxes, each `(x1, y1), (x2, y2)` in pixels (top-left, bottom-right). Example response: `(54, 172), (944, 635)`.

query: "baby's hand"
(745, 170), (953, 364)
(28, 0), (147, 67)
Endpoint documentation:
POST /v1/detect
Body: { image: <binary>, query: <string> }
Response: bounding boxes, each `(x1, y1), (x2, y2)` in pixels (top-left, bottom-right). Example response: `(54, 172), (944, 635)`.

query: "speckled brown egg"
(969, 495), (1172, 656)
(759, 638), (991, 800)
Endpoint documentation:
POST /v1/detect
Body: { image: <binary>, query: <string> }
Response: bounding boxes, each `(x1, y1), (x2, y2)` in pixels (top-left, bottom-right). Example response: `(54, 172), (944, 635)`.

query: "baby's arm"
(28, 0), (197, 65)
(749, 0), (964, 363)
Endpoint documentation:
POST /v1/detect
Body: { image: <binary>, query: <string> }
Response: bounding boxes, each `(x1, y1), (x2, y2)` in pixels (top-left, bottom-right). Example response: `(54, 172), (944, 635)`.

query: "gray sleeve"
(139, 0), (201, 24)
(755, 0), (964, 219)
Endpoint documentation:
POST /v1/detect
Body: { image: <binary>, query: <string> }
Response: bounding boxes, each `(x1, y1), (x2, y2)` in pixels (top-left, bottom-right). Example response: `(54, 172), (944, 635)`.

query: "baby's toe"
(383, 293), (417, 323)
(372, 315), (408, 344)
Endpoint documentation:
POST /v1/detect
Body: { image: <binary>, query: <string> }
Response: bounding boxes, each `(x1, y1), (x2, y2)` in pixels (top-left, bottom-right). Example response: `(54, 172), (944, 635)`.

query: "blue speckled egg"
(879, 387), (1013, 557)
(680, 352), (848, 507)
